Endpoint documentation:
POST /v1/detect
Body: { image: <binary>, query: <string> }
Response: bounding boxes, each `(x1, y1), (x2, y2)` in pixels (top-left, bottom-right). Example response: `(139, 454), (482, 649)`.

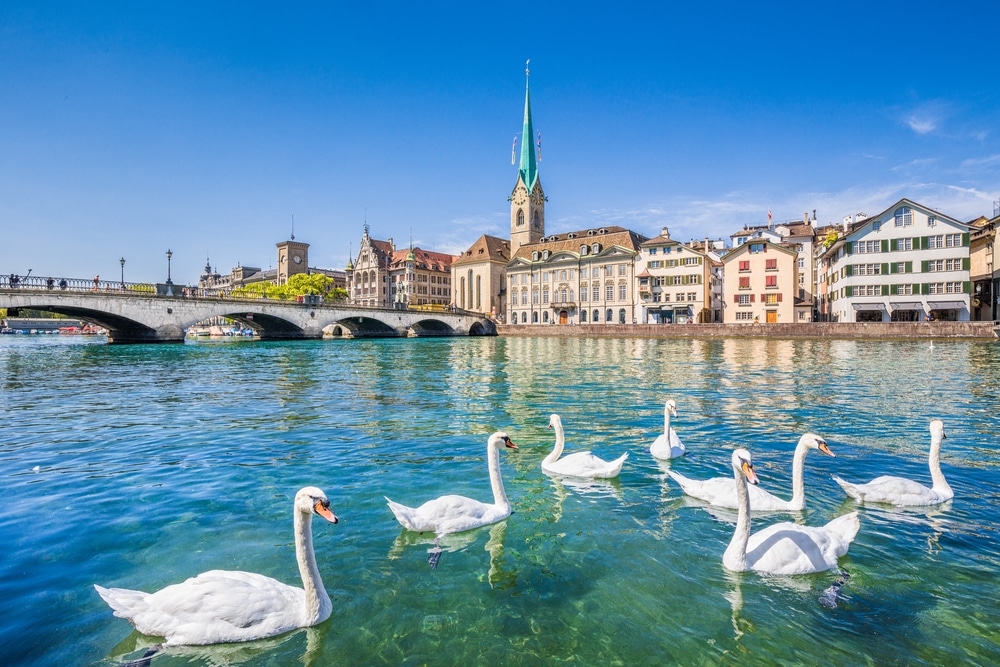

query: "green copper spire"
(518, 60), (538, 191)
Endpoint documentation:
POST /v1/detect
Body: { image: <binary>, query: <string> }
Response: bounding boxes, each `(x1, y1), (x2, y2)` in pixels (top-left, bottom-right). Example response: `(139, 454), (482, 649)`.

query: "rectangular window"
(855, 240), (880, 254)
(749, 243), (765, 253)
(685, 257), (699, 266)
(521, 291), (528, 305)
(735, 311), (753, 320)
(873, 221), (882, 231)
(542, 290), (549, 304)
(897, 283), (913, 295)
(592, 267), (600, 278)
(927, 217), (936, 227)
(593, 285), (600, 301)
(649, 261), (660, 268)
(619, 284), (627, 300)
(798, 257), (805, 268)
(945, 233), (961, 248)
(739, 260), (750, 271)
(764, 293), (779, 304)
(618, 265), (627, 275)
(738, 294), (750, 305)
(663, 293), (671, 302)
(581, 288), (588, 302)
(606, 285), (614, 300)
(765, 275), (777, 287)
(605, 266), (614, 277)
(532, 290), (538, 304)
(928, 235), (944, 249)
(946, 281), (962, 294)
(765, 259), (777, 270)
(688, 292), (697, 301)
(927, 259), (944, 272)
(649, 248), (658, 255)
(560, 270), (567, 280)
(928, 283), (945, 294)
(945, 258), (961, 271)
(739, 276), (750, 289)
(898, 238), (913, 251)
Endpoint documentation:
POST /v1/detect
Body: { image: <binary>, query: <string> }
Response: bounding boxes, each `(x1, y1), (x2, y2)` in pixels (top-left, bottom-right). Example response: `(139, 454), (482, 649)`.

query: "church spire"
(518, 60), (538, 191)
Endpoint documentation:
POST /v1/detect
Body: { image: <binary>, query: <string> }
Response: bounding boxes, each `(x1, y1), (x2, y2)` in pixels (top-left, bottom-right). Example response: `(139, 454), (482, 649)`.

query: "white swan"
(650, 400), (685, 459)
(833, 419), (953, 506)
(541, 414), (628, 479)
(723, 449), (860, 575)
(668, 434), (835, 511)
(95, 487), (339, 646)
(385, 431), (518, 536)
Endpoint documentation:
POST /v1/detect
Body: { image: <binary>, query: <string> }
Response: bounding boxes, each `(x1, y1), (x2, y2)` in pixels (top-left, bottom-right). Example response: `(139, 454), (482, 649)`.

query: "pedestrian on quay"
(93, 275), (99, 291)
(10, 273), (19, 288)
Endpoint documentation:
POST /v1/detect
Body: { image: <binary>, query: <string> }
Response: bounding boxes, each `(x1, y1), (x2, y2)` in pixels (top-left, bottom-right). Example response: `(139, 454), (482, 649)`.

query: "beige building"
(387, 246), (455, 308)
(451, 234), (510, 317)
(507, 226), (646, 325)
(722, 239), (798, 323)
(636, 227), (716, 323)
(970, 214), (997, 321)
(346, 227), (395, 307)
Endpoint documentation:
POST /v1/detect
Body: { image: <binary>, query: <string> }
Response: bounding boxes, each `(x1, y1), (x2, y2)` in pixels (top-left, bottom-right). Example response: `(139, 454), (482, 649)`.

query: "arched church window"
(517, 210), (525, 227)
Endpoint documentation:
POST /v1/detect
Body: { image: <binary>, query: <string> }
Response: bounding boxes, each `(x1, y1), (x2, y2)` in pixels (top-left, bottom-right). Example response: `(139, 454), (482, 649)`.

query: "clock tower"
(276, 239), (309, 285)
(510, 62), (545, 257)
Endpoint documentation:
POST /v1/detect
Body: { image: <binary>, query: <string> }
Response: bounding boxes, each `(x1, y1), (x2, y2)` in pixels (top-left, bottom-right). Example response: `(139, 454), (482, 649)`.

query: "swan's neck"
(724, 463), (751, 571)
(664, 406), (671, 436)
(488, 442), (511, 512)
(789, 442), (808, 507)
(295, 509), (332, 625)
(928, 432), (952, 496)
(542, 422), (565, 465)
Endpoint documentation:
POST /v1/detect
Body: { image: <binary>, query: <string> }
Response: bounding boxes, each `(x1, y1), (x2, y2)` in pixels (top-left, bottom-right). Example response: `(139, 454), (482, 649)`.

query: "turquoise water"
(1, 334), (999, 666)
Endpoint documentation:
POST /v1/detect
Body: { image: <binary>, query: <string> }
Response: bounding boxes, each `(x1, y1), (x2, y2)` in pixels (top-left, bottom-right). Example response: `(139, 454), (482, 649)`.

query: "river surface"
(1, 334), (999, 666)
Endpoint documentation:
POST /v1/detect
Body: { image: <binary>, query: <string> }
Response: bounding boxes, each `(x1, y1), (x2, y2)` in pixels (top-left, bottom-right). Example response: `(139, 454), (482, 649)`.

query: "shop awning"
(852, 302), (885, 311)
(928, 301), (967, 310)
(890, 302), (922, 311)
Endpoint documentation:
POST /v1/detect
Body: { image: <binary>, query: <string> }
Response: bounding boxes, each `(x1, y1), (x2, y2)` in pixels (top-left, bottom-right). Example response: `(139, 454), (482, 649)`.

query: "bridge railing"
(0, 274), (485, 317)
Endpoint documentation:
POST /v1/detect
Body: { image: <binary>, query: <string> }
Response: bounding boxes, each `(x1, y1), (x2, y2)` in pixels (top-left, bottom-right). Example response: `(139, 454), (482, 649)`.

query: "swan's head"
(801, 433), (835, 457)
(732, 449), (759, 485)
(295, 487), (339, 524)
(929, 419), (946, 441)
(665, 400), (677, 417)
(547, 414), (562, 430)
(490, 431), (518, 450)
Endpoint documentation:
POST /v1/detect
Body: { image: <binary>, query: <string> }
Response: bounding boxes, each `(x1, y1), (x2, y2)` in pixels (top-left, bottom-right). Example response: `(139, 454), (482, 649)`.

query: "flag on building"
(511, 136), (517, 165)
(536, 131), (542, 162)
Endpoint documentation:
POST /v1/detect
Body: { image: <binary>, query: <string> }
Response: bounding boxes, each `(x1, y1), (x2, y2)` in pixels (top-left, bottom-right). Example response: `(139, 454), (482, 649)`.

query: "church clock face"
(293, 255), (302, 264)
(512, 190), (527, 205)
(531, 191), (545, 206)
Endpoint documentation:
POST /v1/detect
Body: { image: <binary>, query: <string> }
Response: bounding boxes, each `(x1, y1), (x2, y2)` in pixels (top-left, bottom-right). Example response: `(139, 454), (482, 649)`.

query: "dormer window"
(543, 250), (550, 260)
(532, 251), (539, 261)
(580, 245), (589, 255)
(591, 243), (601, 254)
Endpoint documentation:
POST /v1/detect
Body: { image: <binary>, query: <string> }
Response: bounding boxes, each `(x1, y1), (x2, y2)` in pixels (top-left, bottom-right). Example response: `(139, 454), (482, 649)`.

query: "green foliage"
(230, 273), (341, 301)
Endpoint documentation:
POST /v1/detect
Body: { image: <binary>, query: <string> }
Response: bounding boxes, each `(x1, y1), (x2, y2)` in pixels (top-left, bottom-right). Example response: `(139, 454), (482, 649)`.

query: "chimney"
(662, 227), (670, 238)
(705, 237), (710, 252)
(804, 212), (809, 224)
(842, 215), (852, 232)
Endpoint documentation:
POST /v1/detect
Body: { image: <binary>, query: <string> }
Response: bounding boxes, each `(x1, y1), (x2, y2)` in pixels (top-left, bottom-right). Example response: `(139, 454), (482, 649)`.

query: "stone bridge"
(0, 288), (496, 344)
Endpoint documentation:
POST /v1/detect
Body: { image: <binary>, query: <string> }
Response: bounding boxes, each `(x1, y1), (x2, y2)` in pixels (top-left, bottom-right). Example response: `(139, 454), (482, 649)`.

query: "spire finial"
(526, 59), (530, 77)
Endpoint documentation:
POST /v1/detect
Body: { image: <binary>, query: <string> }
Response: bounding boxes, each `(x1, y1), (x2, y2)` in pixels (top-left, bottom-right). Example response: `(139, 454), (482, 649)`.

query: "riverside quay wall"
(496, 321), (999, 339)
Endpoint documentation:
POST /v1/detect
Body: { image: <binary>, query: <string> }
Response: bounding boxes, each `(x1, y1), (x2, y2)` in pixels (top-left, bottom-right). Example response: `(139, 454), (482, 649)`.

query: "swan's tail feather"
(385, 496), (417, 531)
(824, 511), (860, 551)
(666, 469), (692, 491)
(94, 584), (149, 618)
(831, 475), (861, 499)
(608, 452), (629, 476)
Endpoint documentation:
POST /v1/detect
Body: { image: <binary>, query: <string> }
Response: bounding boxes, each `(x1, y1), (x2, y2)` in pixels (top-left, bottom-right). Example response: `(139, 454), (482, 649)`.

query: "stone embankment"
(496, 322), (999, 339)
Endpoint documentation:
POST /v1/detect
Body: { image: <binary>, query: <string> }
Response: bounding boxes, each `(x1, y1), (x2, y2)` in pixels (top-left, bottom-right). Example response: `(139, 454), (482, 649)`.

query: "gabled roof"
(720, 239), (798, 263)
(509, 226), (647, 262)
(453, 234), (511, 266)
(388, 247), (456, 272)
(846, 198), (970, 238)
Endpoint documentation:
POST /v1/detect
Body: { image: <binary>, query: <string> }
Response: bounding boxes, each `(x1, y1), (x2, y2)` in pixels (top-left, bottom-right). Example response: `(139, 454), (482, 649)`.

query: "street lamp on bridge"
(165, 249), (173, 296)
(119, 257), (125, 290)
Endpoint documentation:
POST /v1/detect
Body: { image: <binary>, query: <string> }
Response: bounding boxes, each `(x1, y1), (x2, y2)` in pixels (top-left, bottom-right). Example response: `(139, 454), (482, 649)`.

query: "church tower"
(510, 61), (545, 256)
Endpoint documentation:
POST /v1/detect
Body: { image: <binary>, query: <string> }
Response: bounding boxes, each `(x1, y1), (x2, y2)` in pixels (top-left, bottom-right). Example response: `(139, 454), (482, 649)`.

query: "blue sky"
(2, 2), (999, 284)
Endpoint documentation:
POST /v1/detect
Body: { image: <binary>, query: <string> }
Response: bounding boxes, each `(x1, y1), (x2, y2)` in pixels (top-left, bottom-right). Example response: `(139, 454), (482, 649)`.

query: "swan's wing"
(651, 431), (684, 459)
(545, 451), (625, 479)
(668, 474), (740, 508)
(98, 571), (305, 645)
(833, 475), (938, 505)
(745, 525), (844, 575)
(389, 494), (504, 535)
